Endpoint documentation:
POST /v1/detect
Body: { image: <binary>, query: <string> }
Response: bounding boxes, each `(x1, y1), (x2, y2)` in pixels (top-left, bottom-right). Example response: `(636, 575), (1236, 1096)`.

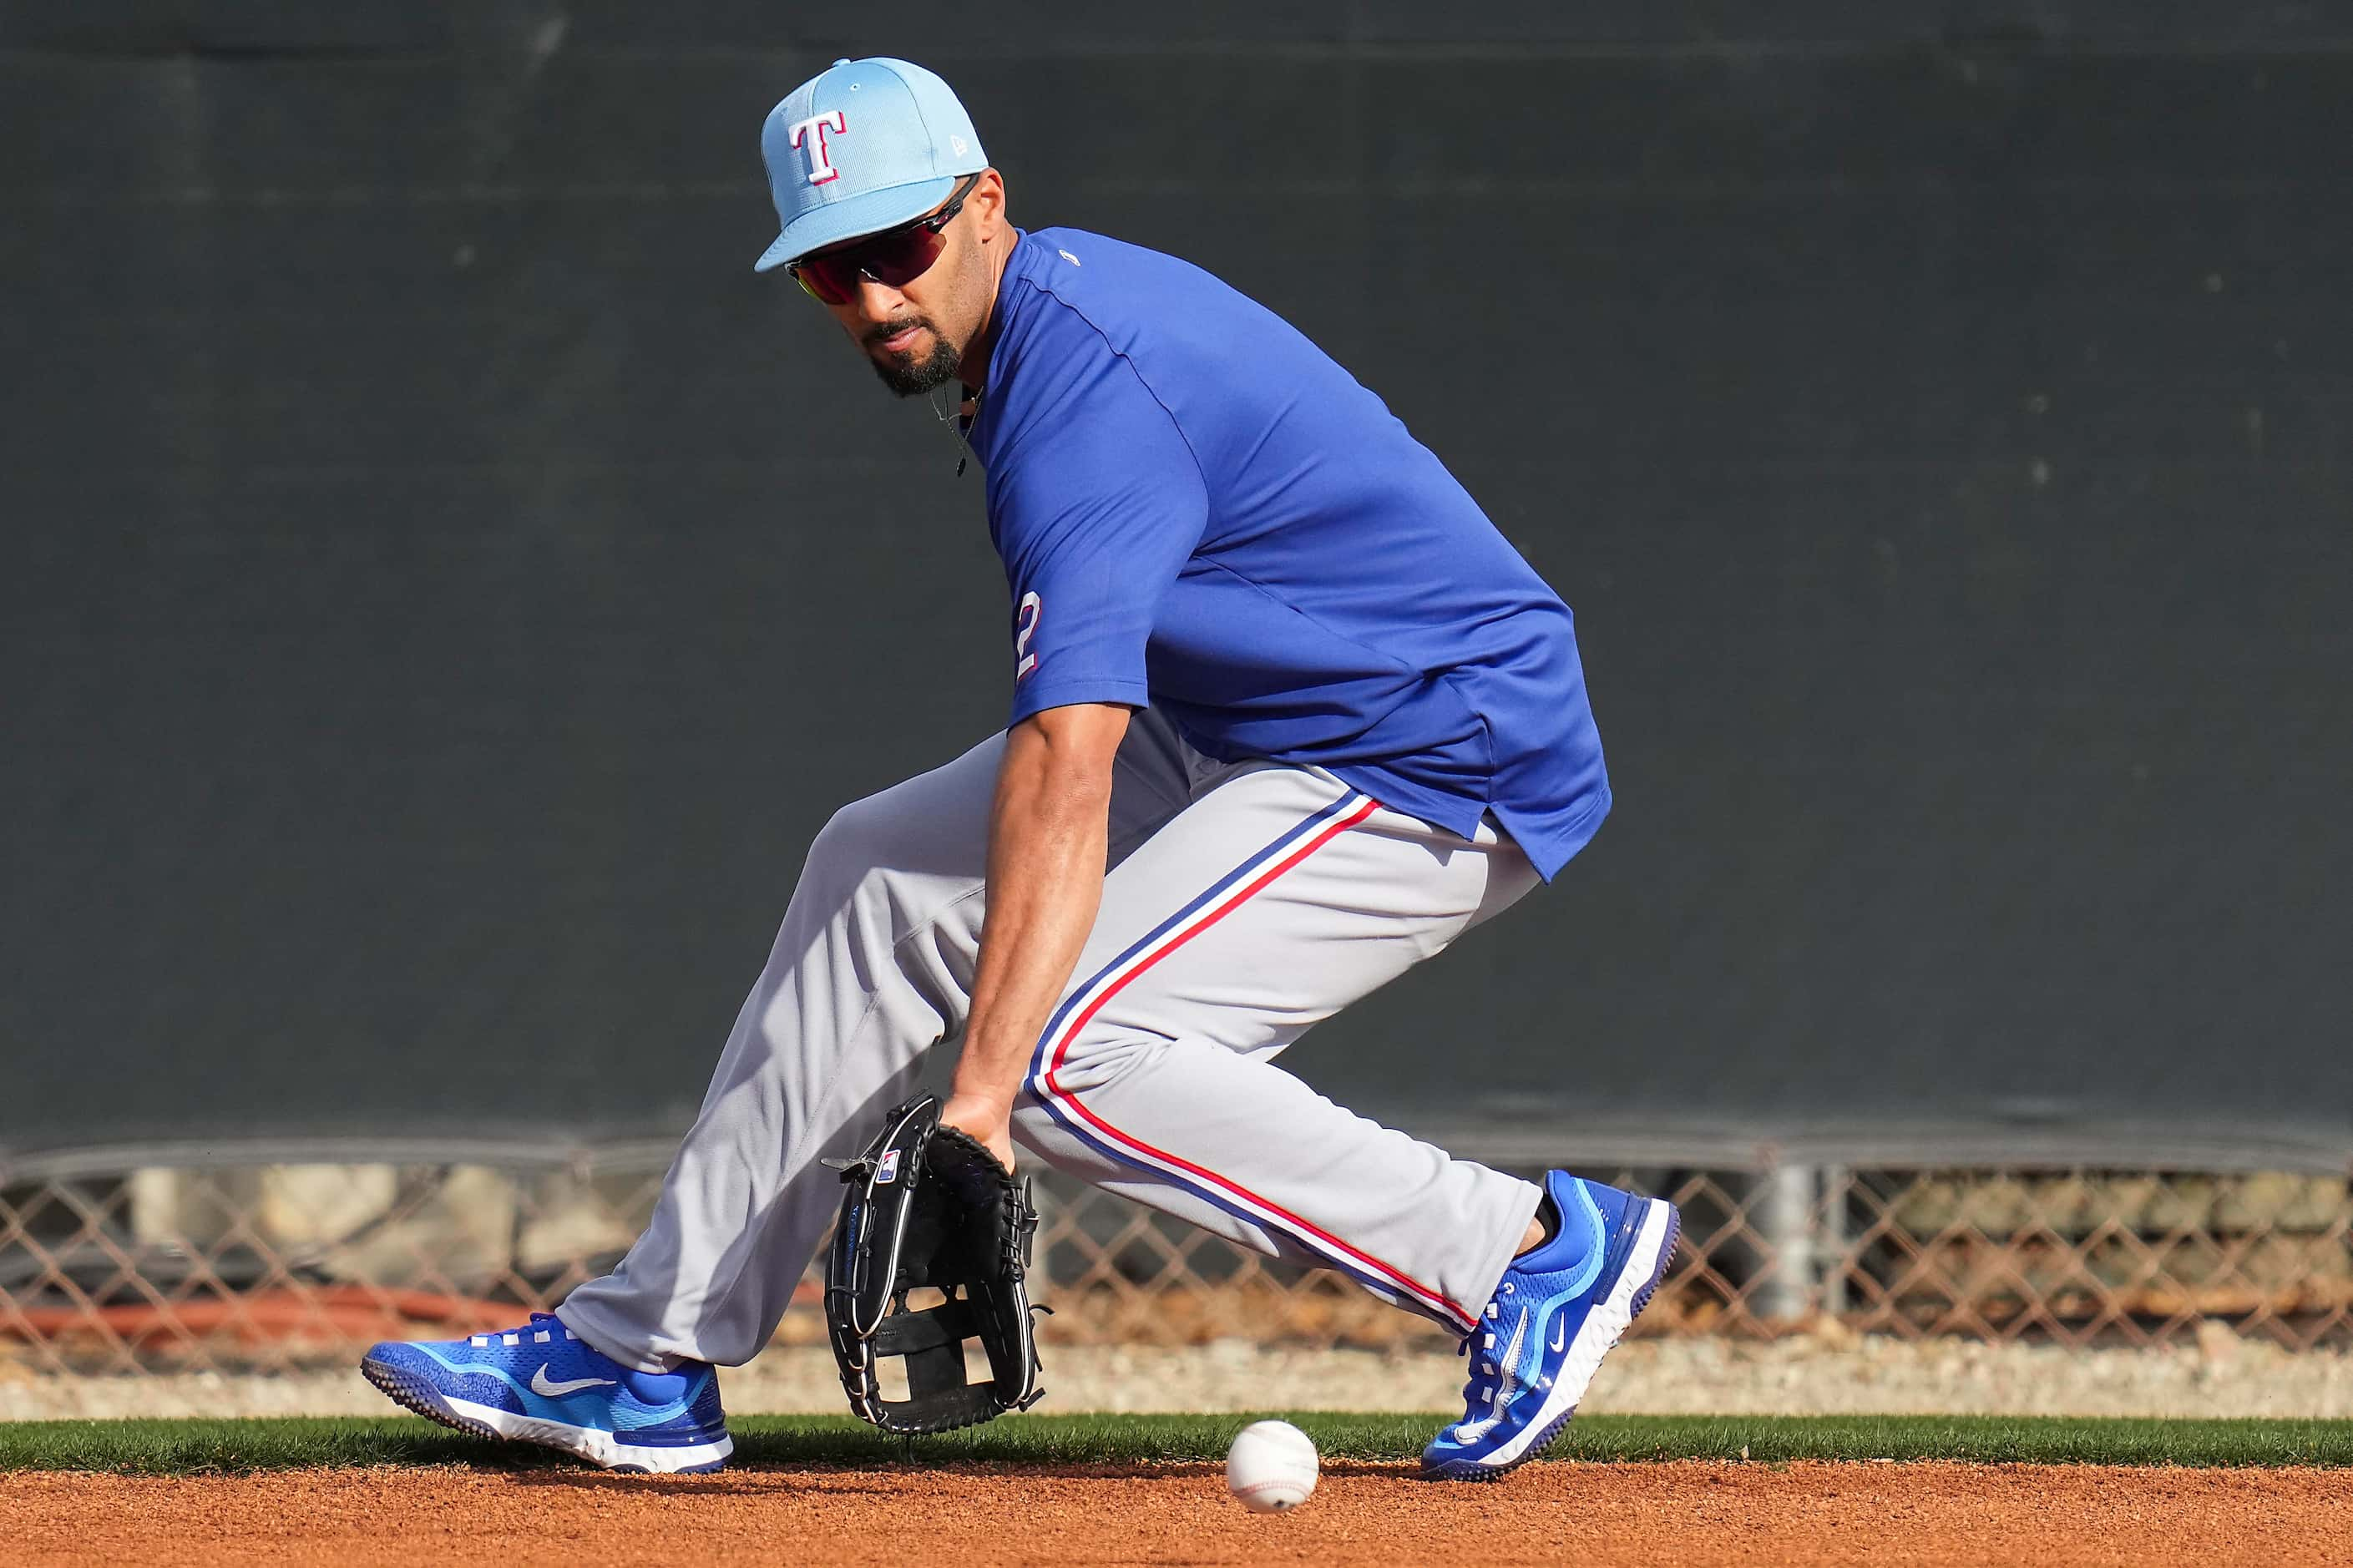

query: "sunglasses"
(787, 173), (982, 306)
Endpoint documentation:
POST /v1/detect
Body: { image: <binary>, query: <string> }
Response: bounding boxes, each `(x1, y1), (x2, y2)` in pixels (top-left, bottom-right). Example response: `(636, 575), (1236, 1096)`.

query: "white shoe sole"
(441, 1394), (734, 1474)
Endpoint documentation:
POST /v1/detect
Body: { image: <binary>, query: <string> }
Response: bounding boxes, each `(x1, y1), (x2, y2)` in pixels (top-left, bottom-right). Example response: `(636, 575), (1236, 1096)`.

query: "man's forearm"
(949, 711), (1124, 1126)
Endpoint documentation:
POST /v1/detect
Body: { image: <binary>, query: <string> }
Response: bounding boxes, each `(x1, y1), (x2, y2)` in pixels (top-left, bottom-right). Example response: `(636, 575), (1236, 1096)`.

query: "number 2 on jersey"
(1014, 591), (1041, 680)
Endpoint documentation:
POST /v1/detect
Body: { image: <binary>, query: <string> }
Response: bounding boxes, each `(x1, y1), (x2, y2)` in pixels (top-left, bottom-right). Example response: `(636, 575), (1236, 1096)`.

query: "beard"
(865, 316), (962, 397)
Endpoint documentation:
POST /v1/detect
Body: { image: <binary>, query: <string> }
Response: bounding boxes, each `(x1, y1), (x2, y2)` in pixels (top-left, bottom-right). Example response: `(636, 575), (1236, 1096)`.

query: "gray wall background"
(4, 4), (2348, 1155)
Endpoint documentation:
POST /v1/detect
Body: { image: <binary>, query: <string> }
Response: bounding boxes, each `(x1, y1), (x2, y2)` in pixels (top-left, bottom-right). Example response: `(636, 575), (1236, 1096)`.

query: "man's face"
(805, 170), (1007, 397)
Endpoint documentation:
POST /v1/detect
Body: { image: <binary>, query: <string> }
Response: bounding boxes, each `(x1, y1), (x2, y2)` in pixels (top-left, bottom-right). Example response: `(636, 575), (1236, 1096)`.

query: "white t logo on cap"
(788, 109), (848, 185)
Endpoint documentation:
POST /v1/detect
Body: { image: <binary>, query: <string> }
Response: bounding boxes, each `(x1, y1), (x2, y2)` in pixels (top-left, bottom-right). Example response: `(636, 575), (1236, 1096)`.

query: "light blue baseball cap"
(754, 57), (989, 274)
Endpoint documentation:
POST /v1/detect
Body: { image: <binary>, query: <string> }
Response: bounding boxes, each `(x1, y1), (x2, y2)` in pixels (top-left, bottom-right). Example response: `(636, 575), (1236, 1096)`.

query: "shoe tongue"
(1521, 1176), (1605, 1272)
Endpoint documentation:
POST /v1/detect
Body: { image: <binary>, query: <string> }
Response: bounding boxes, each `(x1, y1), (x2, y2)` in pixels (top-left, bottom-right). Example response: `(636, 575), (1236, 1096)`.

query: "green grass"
(5, 1413), (2351, 1475)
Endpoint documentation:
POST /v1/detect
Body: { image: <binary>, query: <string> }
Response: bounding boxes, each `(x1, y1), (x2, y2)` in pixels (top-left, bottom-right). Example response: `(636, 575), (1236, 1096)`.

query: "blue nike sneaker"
(1421, 1171), (1680, 1481)
(361, 1312), (732, 1474)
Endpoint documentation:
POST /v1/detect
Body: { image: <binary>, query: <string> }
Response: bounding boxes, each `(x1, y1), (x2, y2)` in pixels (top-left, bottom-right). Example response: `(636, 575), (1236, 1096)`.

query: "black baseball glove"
(823, 1095), (1046, 1434)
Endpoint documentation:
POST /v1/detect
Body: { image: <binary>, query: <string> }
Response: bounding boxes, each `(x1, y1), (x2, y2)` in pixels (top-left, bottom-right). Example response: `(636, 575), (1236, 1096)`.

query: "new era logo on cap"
(754, 57), (989, 274)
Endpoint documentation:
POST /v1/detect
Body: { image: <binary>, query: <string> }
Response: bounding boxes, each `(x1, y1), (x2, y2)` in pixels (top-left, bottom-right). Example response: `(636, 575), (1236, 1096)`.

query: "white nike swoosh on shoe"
(1549, 1316), (1566, 1353)
(530, 1365), (618, 1397)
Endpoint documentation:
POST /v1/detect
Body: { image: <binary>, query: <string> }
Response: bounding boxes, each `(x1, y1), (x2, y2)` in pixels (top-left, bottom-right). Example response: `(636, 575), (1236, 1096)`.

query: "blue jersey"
(967, 228), (1609, 881)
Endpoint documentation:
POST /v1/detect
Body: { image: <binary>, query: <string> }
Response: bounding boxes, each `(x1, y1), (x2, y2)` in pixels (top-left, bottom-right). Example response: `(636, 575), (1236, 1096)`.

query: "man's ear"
(970, 168), (1008, 244)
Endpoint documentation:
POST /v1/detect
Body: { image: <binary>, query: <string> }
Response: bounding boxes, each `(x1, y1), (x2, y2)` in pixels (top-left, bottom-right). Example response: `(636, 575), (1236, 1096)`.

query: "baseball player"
(362, 57), (1678, 1480)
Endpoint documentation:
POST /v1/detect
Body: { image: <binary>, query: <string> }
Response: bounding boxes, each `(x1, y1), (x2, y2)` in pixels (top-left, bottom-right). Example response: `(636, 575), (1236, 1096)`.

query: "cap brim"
(753, 175), (956, 273)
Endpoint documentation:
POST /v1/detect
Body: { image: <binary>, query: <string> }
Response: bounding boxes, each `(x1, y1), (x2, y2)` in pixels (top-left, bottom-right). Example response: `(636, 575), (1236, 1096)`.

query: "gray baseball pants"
(558, 708), (1544, 1369)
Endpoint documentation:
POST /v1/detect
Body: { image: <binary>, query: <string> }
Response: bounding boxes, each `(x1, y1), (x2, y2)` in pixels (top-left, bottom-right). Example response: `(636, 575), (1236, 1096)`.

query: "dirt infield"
(9, 1461), (2349, 1566)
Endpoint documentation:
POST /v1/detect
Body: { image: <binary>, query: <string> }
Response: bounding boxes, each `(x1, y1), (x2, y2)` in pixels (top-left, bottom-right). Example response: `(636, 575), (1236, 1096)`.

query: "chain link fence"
(3, 1138), (2347, 1375)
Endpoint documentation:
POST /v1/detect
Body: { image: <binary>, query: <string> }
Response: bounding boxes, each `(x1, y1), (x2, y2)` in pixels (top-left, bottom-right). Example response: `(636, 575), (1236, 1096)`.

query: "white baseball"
(1224, 1419), (1318, 1513)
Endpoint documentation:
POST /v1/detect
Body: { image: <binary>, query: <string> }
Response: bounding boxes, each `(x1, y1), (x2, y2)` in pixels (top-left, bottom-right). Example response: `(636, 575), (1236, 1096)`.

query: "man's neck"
(957, 232), (1016, 392)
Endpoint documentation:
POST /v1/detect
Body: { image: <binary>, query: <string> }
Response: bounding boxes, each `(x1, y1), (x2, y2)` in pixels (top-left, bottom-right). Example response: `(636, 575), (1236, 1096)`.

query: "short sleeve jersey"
(965, 228), (1610, 881)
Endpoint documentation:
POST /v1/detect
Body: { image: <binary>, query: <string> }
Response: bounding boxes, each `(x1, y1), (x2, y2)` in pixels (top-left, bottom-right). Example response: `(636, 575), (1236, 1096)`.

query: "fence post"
(1758, 1161), (1816, 1323)
(1819, 1162), (1848, 1317)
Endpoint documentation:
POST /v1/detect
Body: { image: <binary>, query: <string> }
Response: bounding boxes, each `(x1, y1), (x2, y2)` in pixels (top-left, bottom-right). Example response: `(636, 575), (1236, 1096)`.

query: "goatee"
(867, 319), (963, 397)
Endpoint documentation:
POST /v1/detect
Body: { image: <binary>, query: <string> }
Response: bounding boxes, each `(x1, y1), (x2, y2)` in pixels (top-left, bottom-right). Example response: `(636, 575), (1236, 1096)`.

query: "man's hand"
(948, 701), (1131, 1172)
(938, 1090), (1017, 1174)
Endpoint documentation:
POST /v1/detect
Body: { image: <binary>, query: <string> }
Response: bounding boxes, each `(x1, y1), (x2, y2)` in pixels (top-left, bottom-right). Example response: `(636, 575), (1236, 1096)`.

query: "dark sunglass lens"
(861, 225), (947, 290)
(793, 213), (949, 305)
(797, 255), (858, 305)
